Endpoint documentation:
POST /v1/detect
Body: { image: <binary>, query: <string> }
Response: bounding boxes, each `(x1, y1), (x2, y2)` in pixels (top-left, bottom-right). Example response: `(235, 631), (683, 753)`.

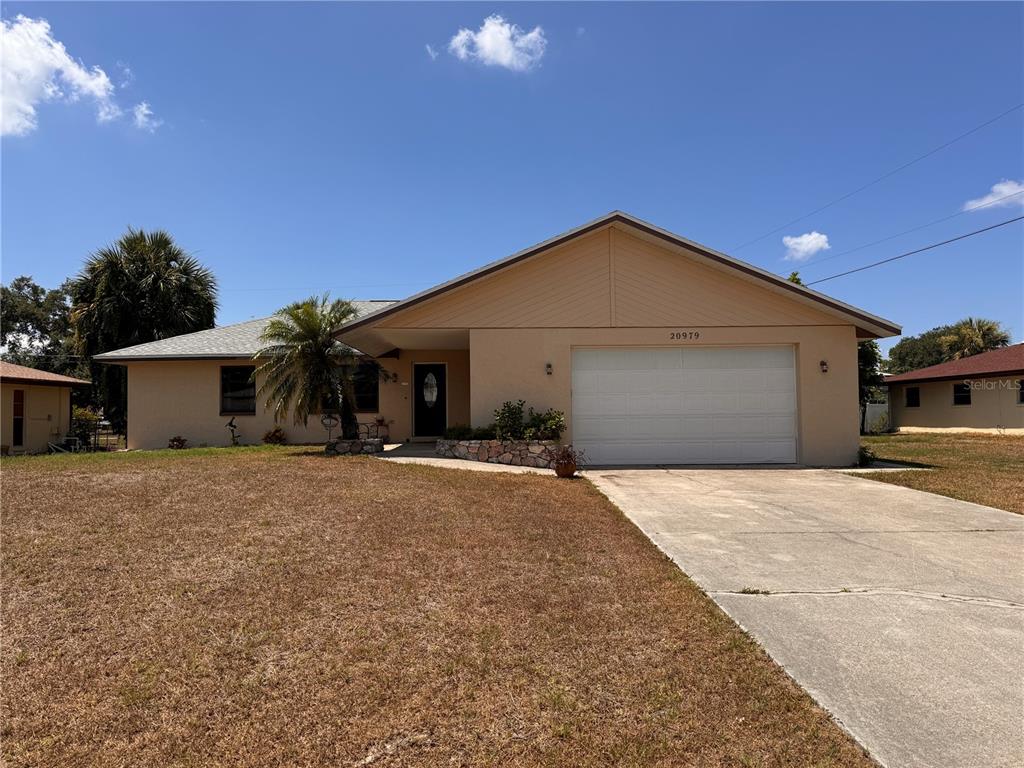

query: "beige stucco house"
(0, 362), (90, 455)
(96, 212), (900, 465)
(887, 343), (1024, 434)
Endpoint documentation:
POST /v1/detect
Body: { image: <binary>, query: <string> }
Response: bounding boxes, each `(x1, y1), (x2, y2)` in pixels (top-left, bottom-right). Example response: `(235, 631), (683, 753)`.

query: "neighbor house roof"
(93, 301), (396, 362)
(886, 343), (1024, 384)
(0, 361), (90, 387)
(337, 211), (901, 339)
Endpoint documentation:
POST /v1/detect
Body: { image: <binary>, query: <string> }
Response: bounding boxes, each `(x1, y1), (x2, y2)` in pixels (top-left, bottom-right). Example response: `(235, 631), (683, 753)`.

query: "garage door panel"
(572, 346), (797, 465)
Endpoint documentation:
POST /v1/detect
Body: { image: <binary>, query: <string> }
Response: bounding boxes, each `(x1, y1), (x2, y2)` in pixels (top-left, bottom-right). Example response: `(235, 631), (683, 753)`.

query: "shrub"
(262, 426), (287, 445)
(523, 408), (566, 441)
(857, 445), (876, 467)
(168, 435), (188, 450)
(494, 400), (526, 440)
(71, 406), (100, 446)
(543, 444), (588, 477)
(444, 424), (498, 440)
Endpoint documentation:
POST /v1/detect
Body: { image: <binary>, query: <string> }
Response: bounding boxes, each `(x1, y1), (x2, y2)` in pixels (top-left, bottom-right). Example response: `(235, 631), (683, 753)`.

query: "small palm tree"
(254, 295), (361, 439)
(940, 317), (1011, 361)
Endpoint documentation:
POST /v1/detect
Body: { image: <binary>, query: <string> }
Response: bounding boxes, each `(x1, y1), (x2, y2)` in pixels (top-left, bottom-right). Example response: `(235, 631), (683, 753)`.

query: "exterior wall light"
(545, 362), (553, 375)
(819, 360), (829, 373)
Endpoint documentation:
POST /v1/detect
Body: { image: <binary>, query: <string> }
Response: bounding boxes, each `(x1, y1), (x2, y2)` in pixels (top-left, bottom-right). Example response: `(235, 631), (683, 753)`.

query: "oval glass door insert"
(423, 372), (438, 407)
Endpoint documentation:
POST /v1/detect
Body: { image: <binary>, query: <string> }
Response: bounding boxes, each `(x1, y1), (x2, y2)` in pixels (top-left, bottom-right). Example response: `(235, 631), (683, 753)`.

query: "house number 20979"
(670, 331), (700, 340)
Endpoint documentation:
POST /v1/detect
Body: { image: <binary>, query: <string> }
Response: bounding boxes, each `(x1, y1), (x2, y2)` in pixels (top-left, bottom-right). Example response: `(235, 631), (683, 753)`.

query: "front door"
(413, 364), (447, 437)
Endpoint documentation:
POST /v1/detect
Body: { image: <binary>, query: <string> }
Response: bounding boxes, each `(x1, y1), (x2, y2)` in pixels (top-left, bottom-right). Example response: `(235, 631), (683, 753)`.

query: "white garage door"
(572, 347), (797, 465)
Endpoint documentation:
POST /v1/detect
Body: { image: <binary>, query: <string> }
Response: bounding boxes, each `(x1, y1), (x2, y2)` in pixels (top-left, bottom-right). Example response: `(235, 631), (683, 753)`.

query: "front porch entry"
(412, 363), (447, 438)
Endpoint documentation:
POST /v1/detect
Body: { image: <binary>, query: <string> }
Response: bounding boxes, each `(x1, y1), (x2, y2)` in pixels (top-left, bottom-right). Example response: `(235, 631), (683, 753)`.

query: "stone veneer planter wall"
(325, 438), (384, 456)
(436, 439), (556, 468)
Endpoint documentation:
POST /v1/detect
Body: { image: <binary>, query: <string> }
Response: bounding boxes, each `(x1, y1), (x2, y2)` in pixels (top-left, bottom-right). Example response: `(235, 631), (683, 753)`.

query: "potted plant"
(544, 444), (587, 478)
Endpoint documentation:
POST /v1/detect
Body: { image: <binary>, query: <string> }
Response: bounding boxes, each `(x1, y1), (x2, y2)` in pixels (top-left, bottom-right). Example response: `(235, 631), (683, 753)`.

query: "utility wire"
(732, 102), (1024, 251)
(800, 189), (1024, 271)
(806, 216), (1024, 285)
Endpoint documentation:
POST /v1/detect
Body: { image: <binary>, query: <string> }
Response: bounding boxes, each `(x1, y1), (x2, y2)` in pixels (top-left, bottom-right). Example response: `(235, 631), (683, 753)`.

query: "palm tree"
(69, 228), (218, 429)
(254, 295), (362, 440)
(940, 317), (1011, 361)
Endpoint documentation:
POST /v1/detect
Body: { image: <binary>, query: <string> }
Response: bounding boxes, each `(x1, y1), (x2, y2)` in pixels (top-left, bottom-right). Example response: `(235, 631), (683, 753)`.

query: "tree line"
(2, 229), (217, 430)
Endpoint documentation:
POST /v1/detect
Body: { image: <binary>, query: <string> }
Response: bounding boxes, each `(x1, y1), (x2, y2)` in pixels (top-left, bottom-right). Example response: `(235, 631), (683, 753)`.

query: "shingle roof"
(93, 300), (397, 361)
(886, 343), (1024, 384)
(0, 361), (91, 386)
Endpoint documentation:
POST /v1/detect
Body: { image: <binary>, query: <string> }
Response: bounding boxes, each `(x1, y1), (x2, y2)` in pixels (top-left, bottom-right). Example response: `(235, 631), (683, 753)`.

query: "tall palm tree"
(940, 317), (1011, 361)
(254, 295), (362, 439)
(69, 228), (218, 429)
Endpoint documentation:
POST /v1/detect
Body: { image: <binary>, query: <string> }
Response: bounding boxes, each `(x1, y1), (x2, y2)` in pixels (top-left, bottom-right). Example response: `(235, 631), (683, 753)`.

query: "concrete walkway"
(587, 468), (1024, 768)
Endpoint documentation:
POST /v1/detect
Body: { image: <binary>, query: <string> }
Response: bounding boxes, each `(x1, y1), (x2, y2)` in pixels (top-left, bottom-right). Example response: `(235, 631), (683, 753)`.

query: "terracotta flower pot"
(554, 460), (577, 478)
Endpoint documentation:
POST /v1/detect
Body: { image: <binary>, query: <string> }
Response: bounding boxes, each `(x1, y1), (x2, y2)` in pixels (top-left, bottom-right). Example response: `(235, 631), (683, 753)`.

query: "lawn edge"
(583, 477), (883, 768)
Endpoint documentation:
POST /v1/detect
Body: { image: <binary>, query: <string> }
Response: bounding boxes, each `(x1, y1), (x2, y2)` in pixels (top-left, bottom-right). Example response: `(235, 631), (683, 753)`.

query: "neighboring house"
(887, 343), (1024, 434)
(0, 362), (90, 455)
(96, 212), (900, 465)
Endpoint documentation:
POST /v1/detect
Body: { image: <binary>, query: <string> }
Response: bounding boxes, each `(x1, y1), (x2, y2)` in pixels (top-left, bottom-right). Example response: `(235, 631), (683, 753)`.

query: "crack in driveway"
(711, 587), (1024, 610)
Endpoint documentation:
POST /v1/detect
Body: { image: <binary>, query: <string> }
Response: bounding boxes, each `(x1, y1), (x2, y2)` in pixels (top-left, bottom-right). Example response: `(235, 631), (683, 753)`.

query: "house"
(886, 343), (1024, 434)
(95, 212), (900, 465)
(0, 362), (90, 455)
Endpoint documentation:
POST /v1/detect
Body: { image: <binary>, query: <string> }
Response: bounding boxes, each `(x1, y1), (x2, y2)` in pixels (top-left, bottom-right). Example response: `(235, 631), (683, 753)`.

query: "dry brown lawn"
(2, 447), (872, 767)
(862, 433), (1023, 514)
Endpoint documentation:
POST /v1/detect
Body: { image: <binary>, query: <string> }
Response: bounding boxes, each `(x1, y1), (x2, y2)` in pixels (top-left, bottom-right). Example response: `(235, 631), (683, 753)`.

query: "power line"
(732, 102), (1024, 252)
(800, 189), (1024, 271)
(806, 216), (1024, 285)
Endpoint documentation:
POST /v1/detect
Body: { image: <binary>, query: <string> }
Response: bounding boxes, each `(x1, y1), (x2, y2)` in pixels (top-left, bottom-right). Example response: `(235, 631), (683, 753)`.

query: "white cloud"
(116, 61), (134, 88)
(962, 179), (1024, 211)
(425, 44), (438, 61)
(782, 231), (831, 262)
(1, 15), (155, 136)
(448, 14), (547, 72)
(132, 101), (162, 132)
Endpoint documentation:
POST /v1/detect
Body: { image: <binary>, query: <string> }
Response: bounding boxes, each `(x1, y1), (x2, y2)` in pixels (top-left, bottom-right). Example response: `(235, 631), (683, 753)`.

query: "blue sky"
(2, 2), (1022, 353)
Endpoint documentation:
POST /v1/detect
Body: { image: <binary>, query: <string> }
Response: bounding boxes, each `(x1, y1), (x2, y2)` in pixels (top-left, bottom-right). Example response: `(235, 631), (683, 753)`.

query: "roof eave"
(887, 368), (1024, 385)
(1, 376), (91, 387)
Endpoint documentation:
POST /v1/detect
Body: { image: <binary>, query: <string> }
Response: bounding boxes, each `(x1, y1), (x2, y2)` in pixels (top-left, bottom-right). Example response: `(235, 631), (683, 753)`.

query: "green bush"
(262, 426), (287, 445)
(71, 406), (100, 446)
(494, 400), (526, 440)
(857, 445), (876, 467)
(444, 424), (498, 440)
(523, 408), (566, 441)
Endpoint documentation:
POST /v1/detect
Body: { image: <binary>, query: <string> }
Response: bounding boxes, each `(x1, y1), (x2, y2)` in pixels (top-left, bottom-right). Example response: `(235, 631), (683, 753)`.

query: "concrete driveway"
(587, 468), (1024, 768)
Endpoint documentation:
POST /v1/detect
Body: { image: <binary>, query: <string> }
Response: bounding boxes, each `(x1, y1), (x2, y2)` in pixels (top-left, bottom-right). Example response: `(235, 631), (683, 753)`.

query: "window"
(350, 361), (380, 412)
(1018, 380), (1024, 405)
(317, 361), (381, 414)
(952, 383), (972, 406)
(221, 366), (256, 414)
(12, 389), (24, 446)
(905, 386), (920, 408)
